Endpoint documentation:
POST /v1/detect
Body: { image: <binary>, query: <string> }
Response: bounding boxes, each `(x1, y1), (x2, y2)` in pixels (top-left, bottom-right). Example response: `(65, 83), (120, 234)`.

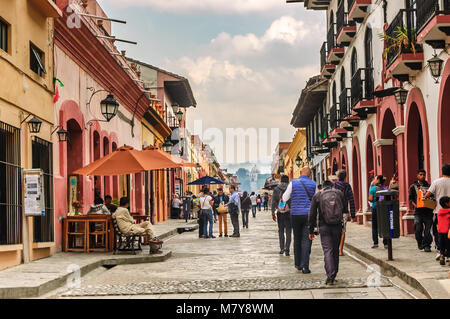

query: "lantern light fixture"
(295, 155), (303, 168)
(162, 138), (174, 153)
(100, 94), (119, 122)
(394, 87), (408, 105)
(428, 54), (444, 83)
(175, 109), (184, 122)
(172, 103), (180, 114)
(51, 126), (69, 142)
(28, 117), (42, 133)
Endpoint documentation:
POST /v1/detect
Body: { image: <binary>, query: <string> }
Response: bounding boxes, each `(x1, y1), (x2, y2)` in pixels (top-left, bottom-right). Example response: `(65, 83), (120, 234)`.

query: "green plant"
(112, 198), (120, 206)
(378, 26), (417, 58)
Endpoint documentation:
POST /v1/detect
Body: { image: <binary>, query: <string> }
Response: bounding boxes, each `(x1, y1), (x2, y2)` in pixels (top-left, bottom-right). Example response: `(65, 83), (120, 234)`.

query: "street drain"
(102, 265), (117, 270)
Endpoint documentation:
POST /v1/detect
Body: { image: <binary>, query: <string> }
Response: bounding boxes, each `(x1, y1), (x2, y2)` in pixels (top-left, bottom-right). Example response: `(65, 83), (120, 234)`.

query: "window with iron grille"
(0, 121), (22, 246)
(32, 137), (54, 243)
(0, 18), (8, 52)
(30, 43), (46, 77)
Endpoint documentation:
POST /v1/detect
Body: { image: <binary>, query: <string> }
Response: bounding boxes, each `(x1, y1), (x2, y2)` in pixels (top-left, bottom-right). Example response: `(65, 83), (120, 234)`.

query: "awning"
(290, 75), (328, 128)
(164, 80), (197, 108)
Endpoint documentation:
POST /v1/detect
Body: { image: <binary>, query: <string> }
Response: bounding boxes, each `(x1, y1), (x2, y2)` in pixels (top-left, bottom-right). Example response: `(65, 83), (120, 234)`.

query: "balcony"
(327, 24), (345, 64)
(385, 9), (424, 82)
(351, 68), (376, 116)
(301, 0), (331, 11)
(320, 42), (336, 79)
(329, 104), (348, 139)
(336, 0), (357, 47)
(339, 88), (361, 131)
(417, 0), (450, 49)
(29, 0), (62, 18)
(347, 0), (371, 23)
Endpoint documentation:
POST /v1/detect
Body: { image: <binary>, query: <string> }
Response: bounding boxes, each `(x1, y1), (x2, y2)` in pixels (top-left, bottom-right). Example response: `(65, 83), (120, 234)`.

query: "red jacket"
(437, 208), (450, 233)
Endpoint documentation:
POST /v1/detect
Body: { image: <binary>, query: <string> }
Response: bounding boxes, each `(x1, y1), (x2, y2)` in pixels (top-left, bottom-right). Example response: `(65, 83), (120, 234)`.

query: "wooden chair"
(111, 216), (142, 255)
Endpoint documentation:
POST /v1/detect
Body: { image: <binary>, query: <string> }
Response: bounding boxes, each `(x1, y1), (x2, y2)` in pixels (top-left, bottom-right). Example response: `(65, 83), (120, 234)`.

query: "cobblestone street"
(40, 211), (422, 299)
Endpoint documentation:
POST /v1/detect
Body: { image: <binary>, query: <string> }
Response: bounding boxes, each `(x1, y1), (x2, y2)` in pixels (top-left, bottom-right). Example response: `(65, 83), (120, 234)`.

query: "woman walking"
(257, 194), (262, 212)
(241, 191), (252, 229)
(200, 188), (215, 239)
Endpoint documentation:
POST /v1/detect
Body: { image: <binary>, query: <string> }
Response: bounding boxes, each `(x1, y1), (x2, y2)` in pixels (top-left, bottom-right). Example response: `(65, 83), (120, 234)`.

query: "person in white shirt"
(425, 164), (450, 255)
(172, 195), (182, 219)
(200, 188), (215, 239)
(250, 192), (257, 218)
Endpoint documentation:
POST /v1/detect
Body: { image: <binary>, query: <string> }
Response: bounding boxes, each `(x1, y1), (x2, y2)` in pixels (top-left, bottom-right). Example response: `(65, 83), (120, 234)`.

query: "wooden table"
(63, 215), (114, 252)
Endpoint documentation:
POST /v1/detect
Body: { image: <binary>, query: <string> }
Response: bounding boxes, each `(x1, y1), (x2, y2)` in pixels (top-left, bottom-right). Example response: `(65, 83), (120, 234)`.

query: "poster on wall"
(174, 179), (182, 197)
(68, 175), (78, 216)
(24, 169), (45, 216)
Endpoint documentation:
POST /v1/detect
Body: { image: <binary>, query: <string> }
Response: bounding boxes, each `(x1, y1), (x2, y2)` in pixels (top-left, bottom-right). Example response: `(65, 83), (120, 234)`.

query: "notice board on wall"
(23, 169), (45, 217)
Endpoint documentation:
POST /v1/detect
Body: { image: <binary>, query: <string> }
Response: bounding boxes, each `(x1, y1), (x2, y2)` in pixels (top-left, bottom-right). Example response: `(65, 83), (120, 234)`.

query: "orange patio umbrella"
(73, 146), (186, 176)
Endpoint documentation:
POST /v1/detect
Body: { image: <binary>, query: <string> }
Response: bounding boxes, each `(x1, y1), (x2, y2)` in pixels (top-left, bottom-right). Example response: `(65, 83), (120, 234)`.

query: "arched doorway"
(341, 153), (347, 180)
(440, 66), (450, 167)
(352, 142), (361, 212)
(406, 103), (425, 186)
(67, 119), (83, 213)
(332, 158), (338, 175)
(380, 109), (397, 182)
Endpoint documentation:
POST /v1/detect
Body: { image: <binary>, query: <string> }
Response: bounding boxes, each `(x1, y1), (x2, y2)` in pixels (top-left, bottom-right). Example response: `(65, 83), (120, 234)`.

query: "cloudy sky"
(97, 0), (326, 172)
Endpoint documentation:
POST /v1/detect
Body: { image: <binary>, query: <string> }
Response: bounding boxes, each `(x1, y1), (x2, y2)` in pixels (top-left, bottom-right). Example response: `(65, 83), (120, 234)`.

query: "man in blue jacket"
(282, 167), (317, 273)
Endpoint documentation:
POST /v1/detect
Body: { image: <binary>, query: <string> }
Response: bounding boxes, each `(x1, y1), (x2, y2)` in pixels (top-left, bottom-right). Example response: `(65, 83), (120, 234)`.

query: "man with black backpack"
(271, 175), (292, 256)
(309, 180), (347, 285)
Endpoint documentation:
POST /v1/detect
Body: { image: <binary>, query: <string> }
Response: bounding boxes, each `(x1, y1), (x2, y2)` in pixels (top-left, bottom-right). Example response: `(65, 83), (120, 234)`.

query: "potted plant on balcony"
(379, 26), (420, 64)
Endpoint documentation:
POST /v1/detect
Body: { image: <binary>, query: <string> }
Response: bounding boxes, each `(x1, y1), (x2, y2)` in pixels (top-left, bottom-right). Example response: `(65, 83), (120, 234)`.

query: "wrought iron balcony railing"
(329, 104), (340, 130)
(416, 0), (450, 34)
(385, 9), (423, 67)
(339, 88), (351, 119)
(351, 68), (374, 107)
(337, 0), (355, 37)
(320, 42), (327, 70)
(327, 24), (336, 57)
(321, 114), (329, 140)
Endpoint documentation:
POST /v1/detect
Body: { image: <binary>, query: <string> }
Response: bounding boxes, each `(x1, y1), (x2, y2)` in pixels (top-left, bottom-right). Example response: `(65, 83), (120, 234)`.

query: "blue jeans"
(291, 214), (312, 269)
(371, 206), (388, 246)
(252, 205), (257, 217)
(202, 209), (214, 238)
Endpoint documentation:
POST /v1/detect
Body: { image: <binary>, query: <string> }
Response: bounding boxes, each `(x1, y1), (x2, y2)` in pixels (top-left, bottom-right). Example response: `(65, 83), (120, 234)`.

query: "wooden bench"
(111, 216), (142, 255)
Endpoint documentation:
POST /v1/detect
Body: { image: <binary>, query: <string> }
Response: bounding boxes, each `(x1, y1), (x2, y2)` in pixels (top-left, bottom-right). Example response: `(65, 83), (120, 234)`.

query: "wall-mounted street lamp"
(394, 87), (408, 105)
(86, 88), (119, 126)
(51, 126), (69, 142)
(162, 138), (174, 153)
(20, 114), (42, 133)
(295, 155), (303, 168)
(427, 54), (444, 83)
(172, 103), (180, 114)
(175, 109), (184, 123)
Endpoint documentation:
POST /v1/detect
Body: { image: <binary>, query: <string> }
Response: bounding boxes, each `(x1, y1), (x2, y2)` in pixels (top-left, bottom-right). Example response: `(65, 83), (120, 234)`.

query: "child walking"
(437, 196), (450, 265)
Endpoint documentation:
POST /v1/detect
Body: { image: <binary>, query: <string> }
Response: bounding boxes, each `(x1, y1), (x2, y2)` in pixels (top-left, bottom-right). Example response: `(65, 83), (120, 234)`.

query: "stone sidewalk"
(344, 222), (450, 299)
(0, 219), (197, 299)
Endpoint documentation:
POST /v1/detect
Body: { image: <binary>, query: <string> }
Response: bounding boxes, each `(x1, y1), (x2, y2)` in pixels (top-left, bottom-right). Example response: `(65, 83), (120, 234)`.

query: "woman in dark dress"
(241, 191), (252, 229)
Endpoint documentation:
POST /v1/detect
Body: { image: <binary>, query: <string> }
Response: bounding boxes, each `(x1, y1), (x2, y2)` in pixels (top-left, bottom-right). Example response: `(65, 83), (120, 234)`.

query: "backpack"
(277, 186), (290, 213)
(319, 189), (344, 225)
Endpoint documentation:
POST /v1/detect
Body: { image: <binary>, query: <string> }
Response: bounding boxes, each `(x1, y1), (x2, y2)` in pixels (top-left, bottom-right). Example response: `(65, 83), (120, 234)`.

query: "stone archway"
(439, 59), (450, 169)
(352, 138), (362, 212)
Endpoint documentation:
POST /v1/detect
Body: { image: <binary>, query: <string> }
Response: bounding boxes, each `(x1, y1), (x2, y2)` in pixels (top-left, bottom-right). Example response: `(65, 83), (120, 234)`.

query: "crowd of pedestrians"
(170, 163), (450, 285)
(173, 186), (272, 240)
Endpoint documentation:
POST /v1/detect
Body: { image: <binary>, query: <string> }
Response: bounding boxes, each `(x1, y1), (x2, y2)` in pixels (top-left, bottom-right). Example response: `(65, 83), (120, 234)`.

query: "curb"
(0, 222), (193, 299)
(344, 242), (449, 299)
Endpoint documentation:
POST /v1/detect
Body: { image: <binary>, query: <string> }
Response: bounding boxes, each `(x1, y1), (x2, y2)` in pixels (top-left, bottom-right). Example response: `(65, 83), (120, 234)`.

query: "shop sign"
(24, 169), (45, 216)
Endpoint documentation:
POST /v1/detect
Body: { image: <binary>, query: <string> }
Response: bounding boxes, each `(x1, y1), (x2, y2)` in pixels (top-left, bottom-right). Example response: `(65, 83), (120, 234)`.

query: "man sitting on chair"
(113, 197), (162, 251)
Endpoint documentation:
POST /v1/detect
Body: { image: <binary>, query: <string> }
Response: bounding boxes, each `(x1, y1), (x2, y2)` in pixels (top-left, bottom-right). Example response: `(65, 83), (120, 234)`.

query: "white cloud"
(210, 16), (324, 57)
(105, 0), (284, 14)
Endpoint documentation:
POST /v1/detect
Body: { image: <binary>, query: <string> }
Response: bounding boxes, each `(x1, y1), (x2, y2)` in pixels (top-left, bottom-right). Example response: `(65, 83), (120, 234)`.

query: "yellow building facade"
(284, 129), (307, 180)
(0, 0), (61, 270)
